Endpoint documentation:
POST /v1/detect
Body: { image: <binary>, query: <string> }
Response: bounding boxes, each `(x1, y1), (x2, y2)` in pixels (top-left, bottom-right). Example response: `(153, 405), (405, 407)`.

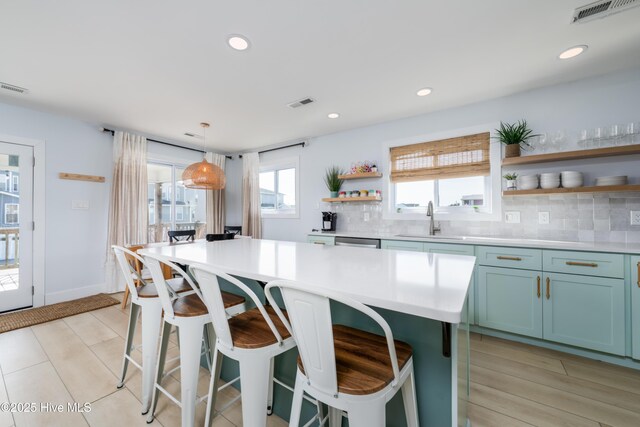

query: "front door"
(0, 141), (33, 312)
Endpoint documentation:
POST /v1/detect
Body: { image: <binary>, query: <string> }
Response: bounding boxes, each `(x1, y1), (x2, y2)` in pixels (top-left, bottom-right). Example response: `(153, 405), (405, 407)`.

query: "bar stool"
(112, 245), (195, 414)
(189, 263), (297, 427)
(265, 280), (420, 427)
(144, 254), (246, 427)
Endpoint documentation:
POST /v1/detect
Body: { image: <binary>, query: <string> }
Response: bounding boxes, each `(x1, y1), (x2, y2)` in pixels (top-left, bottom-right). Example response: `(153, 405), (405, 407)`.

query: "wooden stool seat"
(137, 278), (193, 298)
(172, 292), (246, 317)
(297, 324), (413, 396)
(228, 306), (292, 349)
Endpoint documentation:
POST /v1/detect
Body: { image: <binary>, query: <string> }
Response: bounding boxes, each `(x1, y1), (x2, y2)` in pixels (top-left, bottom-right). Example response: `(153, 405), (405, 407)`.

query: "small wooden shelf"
(322, 196), (382, 202)
(338, 172), (383, 180)
(502, 145), (640, 166)
(503, 184), (640, 196)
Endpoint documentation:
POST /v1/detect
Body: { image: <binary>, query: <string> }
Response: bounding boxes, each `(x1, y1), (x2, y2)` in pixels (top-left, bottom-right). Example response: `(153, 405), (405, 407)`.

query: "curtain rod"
(238, 141), (306, 158)
(100, 127), (233, 160)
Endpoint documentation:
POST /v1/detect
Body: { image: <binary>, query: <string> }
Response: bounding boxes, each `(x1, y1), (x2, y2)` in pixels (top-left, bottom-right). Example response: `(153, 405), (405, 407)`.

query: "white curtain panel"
(242, 152), (262, 238)
(206, 152), (226, 234)
(104, 131), (148, 293)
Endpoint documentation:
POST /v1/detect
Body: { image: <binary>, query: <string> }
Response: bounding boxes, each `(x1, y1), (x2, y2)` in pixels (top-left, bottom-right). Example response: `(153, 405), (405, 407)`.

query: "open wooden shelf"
(338, 172), (383, 180)
(502, 184), (640, 196)
(502, 145), (640, 166)
(322, 196), (382, 202)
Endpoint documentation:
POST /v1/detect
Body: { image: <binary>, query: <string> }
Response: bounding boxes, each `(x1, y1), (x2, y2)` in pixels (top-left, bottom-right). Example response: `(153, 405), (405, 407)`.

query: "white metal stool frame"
(113, 245), (181, 414)
(143, 254), (245, 427)
(264, 280), (420, 427)
(190, 263), (299, 427)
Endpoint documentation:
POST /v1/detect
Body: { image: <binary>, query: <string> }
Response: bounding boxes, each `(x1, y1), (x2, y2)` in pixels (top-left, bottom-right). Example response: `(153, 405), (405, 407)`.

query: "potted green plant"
(503, 172), (518, 190)
(495, 120), (538, 158)
(324, 166), (344, 198)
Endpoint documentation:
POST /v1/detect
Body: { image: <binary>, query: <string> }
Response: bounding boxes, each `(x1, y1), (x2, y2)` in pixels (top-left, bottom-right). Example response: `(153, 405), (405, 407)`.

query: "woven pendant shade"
(182, 122), (226, 190)
(182, 158), (226, 189)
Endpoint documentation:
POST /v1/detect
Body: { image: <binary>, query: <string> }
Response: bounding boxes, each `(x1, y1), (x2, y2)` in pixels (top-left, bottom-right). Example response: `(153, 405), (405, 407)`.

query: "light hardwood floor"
(1, 295), (640, 426)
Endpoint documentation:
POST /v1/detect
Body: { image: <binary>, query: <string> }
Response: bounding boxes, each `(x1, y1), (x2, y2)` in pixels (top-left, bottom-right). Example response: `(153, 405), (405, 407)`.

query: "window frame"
(383, 124), (502, 222)
(11, 175), (18, 192)
(4, 203), (19, 225)
(259, 156), (300, 219)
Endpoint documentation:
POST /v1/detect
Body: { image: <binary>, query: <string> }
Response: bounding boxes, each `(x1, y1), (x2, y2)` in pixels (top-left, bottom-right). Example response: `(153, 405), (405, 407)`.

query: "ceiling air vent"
(184, 132), (203, 139)
(572, 0), (640, 23)
(0, 82), (28, 94)
(287, 97), (315, 109)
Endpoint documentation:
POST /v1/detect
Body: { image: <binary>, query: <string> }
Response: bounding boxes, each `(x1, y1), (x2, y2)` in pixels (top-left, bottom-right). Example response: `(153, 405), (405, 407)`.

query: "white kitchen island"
(140, 238), (476, 426)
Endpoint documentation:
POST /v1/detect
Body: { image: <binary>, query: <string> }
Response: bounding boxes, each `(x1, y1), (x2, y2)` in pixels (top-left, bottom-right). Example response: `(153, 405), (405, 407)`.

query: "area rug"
(0, 293), (119, 333)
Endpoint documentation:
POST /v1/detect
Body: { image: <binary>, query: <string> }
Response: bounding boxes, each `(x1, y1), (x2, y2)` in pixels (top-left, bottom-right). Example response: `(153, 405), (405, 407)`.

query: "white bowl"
(562, 180), (583, 188)
(541, 173), (560, 179)
(541, 181), (560, 189)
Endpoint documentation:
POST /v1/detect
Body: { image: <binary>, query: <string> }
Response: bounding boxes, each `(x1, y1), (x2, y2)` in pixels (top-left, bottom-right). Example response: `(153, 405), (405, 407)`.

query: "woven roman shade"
(390, 132), (490, 183)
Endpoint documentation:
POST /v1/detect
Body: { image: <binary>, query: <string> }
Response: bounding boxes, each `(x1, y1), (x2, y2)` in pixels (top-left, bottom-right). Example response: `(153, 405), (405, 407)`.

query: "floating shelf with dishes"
(503, 184), (640, 197)
(338, 172), (383, 180)
(501, 145), (640, 166)
(322, 196), (382, 202)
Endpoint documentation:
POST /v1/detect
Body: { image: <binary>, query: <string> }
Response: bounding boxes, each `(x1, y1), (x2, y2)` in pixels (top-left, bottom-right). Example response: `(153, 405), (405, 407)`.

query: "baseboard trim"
(45, 283), (106, 305)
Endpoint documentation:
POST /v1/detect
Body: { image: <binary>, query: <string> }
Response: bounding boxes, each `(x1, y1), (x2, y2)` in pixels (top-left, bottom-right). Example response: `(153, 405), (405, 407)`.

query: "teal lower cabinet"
(478, 266), (543, 338)
(542, 272), (625, 355)
(380, 239), (424, 252)
(631, 256), (640, 359)
(307, 235), (335, 246)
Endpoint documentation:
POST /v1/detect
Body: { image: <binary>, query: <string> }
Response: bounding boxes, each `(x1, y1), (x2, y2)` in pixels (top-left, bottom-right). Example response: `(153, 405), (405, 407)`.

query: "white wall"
(0, 101), (112, 302)
(227, 67), (640, 242)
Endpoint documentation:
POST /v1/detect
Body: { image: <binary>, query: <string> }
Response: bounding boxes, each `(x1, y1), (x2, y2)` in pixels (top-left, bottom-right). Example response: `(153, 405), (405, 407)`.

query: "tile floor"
(0, 292), (287, 427)
(2, 293), (640, 426)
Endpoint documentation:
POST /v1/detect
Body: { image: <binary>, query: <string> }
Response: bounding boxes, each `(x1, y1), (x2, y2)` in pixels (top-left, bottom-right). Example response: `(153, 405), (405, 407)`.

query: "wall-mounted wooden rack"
(338, 172), (383, 180)
(503, 184), (640, 197)
(502, 145), (640, 166)
(59, 173), (106, 183)
(322, 196), (382, 202)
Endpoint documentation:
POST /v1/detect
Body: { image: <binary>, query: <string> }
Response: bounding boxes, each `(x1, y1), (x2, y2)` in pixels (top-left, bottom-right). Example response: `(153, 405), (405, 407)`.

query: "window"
(4, 204), (18, 225)
(260, 158), (298, 218)
(388, 131), (498, 219)
(147, 162), (206, 242)
(11, 175), (18, 193)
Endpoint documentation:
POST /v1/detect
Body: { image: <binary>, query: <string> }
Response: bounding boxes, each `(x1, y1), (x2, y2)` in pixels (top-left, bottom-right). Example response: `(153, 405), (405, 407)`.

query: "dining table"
(139, 237), (476, 427)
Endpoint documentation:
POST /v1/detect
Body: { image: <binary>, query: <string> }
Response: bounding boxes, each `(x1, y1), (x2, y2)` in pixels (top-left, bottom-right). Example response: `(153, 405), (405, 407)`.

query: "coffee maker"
(322, 212), (337, 232)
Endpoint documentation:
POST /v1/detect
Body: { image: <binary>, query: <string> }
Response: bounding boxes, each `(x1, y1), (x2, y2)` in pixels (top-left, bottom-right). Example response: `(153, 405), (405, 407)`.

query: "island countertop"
(139, 238), (476, 324)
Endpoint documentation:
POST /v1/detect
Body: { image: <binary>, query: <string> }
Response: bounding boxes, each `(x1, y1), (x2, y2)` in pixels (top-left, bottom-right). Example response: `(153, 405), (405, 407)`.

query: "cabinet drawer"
(543, 250), (624, 278)
(424, 242), (474, 257)
(307, 235), (335, 246)
(476, 246), (542, 270)
(381, 240), (424, 252)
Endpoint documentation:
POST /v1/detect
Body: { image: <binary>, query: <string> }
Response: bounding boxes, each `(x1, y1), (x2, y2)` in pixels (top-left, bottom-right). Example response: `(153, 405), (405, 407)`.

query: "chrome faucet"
(426, 201), (441, 235)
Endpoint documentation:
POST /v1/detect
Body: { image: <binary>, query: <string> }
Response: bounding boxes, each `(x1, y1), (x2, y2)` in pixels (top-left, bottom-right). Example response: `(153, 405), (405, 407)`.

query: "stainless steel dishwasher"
(334, 236), (381, 249)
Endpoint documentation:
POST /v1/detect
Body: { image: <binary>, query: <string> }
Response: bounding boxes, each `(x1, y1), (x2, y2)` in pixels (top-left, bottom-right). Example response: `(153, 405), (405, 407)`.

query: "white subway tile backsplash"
(335, 193), (640, 243)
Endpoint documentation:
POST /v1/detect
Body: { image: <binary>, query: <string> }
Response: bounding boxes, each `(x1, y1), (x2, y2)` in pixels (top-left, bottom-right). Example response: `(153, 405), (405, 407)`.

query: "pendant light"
(182, 122), (226, 190)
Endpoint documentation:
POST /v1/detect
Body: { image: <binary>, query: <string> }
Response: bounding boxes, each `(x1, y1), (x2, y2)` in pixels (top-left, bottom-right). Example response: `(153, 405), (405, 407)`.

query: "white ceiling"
(1, 1), (639, 152)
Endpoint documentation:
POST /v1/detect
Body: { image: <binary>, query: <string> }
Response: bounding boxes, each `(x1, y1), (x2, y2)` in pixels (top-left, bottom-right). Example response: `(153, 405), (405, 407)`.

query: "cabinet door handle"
(546, 277), (550, 300)
(313, 242), (326, 245)
(537, 276), (541, 298)
(497, 256), (522, 261)
(637, 262), (640, 288)
(566, 261), (598, 268)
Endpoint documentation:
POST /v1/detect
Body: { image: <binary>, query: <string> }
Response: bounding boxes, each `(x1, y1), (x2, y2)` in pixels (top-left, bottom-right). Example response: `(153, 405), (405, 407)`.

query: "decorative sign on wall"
(58, 173), (106, 183)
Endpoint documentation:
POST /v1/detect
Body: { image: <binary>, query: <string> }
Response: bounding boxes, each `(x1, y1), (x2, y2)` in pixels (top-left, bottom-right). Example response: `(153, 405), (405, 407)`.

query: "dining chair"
(120, 244), (172, 309)
(143, 254), (246, 427)
(264, 280), (420, 427)
(189, 263), (297, 427)
(168, 229), (196, 242)
(112, 245), (195, 414)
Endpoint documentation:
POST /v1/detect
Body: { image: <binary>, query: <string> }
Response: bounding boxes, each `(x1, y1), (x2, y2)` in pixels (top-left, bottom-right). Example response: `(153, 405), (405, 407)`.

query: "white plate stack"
(517, 174), (539, 190)
(560, 171), (583, 188)
(540, 172), (561, 189)
(595, 176), (628, 186)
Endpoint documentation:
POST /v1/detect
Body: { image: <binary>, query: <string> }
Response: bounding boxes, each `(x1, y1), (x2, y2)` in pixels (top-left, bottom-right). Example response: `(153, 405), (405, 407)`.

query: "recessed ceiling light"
(228, 35), (250, 51)
(327, 113), (340, 119)
(558, 45), (588, 60)
(416, 87), (433, 97)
